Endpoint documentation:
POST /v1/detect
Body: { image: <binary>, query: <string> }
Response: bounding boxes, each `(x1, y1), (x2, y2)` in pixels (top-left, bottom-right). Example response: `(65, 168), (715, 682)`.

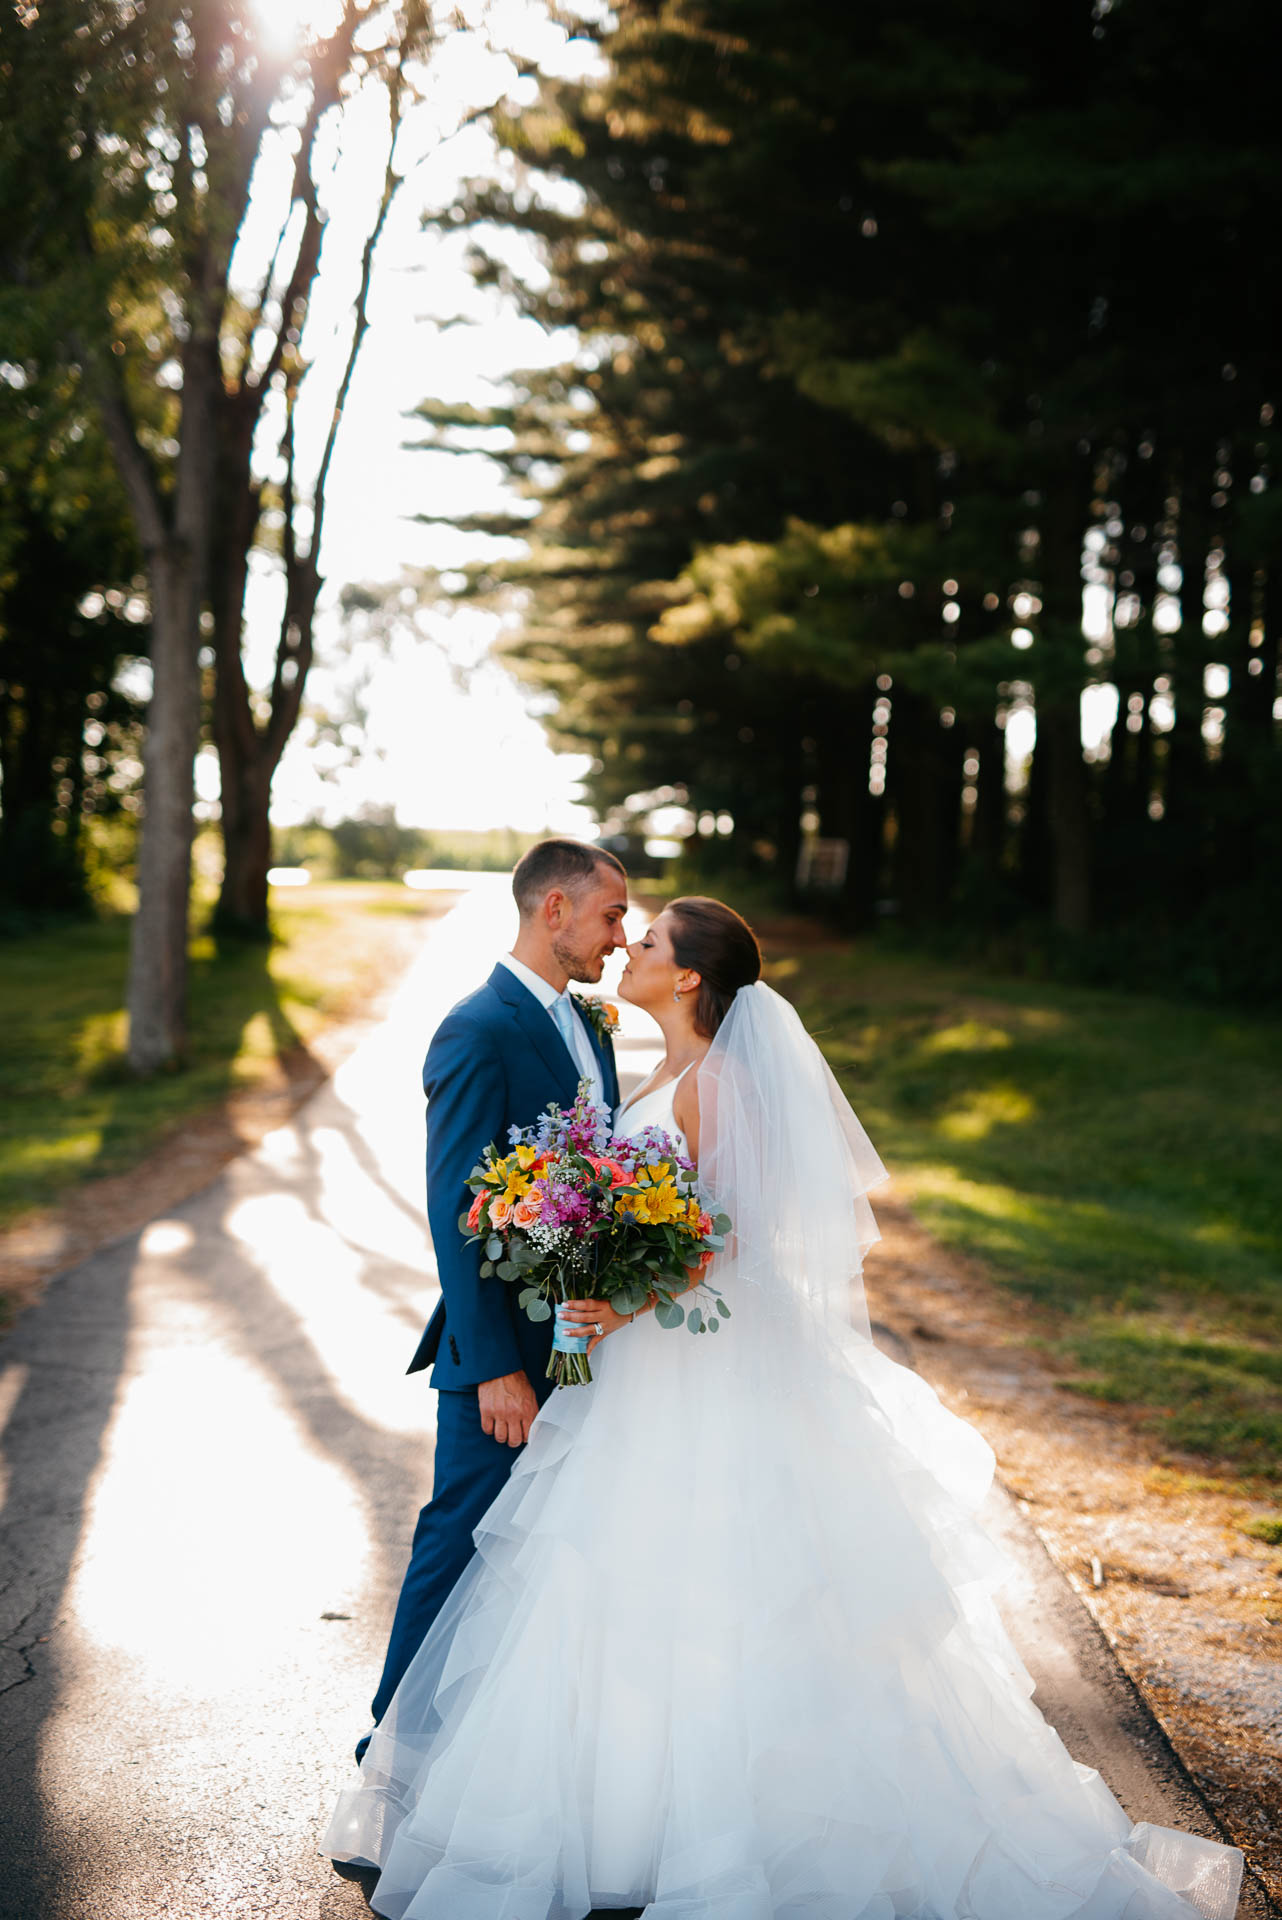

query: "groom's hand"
(478, 1370), (538, 1449)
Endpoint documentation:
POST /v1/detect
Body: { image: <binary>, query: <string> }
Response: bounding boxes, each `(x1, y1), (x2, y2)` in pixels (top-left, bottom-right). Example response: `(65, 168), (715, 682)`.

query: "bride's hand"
(561, 1298), (633, 1355)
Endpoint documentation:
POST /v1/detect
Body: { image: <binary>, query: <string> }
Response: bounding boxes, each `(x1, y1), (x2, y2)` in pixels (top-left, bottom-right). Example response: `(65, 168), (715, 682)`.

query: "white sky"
(214, 0), (605, 833)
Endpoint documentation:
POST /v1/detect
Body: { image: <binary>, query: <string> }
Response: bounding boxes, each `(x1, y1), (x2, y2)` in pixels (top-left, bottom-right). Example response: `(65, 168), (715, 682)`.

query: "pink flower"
(512, 1192), (542, 1228)
(466, 1193), (485, 1233)
(489, 1196), (514, 1229)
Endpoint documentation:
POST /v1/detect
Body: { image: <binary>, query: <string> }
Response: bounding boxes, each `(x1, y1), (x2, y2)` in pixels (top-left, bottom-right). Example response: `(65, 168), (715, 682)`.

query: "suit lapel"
(488, 964), (580, 1103)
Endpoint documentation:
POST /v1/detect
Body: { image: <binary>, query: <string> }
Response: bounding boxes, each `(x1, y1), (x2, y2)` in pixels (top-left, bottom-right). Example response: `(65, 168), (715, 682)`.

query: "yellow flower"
(615, 1172), (684, 1226)
(514, 1143), (542, 1171)
(501, 1171), (532, 1204)
(675, 1197), (702, 1235)
(637, 1179), (681, 1225)
(639, 1161), (671, 1186)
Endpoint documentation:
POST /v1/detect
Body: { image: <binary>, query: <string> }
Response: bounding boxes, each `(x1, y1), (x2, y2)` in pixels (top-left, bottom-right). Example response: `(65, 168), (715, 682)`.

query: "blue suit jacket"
(409, 963), (621, 1391)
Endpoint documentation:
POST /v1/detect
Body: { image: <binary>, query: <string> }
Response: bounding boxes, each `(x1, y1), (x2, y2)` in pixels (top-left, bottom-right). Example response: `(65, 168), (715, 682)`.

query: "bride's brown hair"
(667, 896), (762, 1038)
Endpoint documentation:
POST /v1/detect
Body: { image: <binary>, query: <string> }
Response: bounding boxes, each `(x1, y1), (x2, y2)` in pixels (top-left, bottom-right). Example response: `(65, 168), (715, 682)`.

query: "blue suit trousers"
(368, 1387), (530, 1727)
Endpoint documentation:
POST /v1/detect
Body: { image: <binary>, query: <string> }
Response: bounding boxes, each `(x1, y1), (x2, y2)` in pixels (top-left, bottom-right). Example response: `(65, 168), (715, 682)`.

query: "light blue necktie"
(550, 993), (579, 1058)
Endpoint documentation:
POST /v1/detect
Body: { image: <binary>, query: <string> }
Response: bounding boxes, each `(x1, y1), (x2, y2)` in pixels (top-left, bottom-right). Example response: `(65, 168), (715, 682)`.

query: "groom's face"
(551, 870), (629, 983)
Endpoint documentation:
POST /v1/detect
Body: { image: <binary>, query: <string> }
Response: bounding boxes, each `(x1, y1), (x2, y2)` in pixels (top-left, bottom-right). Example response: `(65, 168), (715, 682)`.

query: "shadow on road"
(0, 1078), (440, 1915)
(0, 1238), (133, 1916)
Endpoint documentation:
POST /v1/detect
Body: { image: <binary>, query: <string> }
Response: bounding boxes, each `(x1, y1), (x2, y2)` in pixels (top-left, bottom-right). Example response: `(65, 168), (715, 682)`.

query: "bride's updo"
(667, 896), (762, 1038)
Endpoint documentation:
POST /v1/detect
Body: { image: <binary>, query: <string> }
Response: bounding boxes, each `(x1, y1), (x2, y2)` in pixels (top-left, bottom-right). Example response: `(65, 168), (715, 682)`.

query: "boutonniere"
(571, 994), (619, 1045)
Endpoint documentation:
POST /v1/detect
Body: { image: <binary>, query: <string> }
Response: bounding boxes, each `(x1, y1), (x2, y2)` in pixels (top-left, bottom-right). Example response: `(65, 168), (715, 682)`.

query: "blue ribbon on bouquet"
(552, 1304), (591, 1355)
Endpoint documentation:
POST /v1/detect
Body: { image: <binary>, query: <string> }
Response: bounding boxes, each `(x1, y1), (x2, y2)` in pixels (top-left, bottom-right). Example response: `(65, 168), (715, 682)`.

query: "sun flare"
(249, 0), (347, 59)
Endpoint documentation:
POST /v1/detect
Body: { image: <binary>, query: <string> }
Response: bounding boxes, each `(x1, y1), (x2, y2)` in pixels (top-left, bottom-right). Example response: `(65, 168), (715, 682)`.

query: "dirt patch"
(0, 890), (460, 1322)
(864, 1187), (1282, 1907)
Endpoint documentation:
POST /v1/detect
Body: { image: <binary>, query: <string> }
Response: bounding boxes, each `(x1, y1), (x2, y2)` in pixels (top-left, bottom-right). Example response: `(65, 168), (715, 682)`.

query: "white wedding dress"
(324, 988), (1242, 1920)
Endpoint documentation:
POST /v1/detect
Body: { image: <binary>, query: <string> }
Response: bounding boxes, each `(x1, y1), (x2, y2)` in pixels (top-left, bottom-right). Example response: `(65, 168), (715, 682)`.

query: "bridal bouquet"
(460, 1082), (731, 1386)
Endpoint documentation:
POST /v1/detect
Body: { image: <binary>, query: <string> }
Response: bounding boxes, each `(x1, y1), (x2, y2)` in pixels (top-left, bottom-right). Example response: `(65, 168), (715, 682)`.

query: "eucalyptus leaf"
(688, 1308), (704, 1334)
(518, 1286), (539, 1309)
(485, 1235), (503, 1262)
(716, 1297), (731, 1318)
(480, 1261), (494, 1278)
(712, 1214), (732, 1234)
(654, 1299), (685, 1331)
(526, 1297), (552, 1323)
(708, 1313), (720, 1332)
(497, 1260), (518, 1281)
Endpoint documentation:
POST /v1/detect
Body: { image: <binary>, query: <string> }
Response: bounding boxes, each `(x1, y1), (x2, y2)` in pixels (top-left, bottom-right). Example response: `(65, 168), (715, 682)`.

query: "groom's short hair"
(513, 838), (626, 917)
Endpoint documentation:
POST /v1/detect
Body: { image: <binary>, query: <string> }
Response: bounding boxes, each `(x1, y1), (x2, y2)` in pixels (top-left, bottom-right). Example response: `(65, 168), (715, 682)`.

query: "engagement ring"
(593, 1321), (604, 1337)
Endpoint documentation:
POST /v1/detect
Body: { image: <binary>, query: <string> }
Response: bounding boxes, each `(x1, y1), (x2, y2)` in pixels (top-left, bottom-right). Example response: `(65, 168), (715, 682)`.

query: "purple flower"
(538, 1181), (594, 1232)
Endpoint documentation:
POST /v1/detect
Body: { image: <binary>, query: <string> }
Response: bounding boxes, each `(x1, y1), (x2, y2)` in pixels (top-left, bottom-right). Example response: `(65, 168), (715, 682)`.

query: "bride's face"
(619, 911), (688, 1010)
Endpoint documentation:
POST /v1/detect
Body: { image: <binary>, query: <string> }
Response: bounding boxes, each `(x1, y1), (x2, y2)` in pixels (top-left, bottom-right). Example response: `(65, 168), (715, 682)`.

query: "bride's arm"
(672, 1078), (699, 1160)
(621, 1077), (708, 1324)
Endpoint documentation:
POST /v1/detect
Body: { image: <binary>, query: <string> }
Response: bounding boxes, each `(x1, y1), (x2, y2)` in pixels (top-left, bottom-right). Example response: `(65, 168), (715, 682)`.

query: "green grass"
(0, 881), (439, 1239)
(777, 941), (1282, 1482)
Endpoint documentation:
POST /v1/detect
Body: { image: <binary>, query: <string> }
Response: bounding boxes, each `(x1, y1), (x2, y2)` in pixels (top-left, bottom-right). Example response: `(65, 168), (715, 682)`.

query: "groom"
(359, 838), (627, 1752)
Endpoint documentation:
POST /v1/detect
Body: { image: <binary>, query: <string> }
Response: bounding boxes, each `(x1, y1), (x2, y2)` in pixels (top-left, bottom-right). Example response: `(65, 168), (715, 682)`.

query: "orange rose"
(466, 1193), (485, 1232)
(512, 1193), (542, 1228)
(489, 1196), (514, 1229)
(587, 1155), (628, 1185)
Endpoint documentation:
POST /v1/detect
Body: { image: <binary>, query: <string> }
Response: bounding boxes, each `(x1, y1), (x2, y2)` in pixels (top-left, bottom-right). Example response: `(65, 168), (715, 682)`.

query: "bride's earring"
(673, 984), (683, 1003)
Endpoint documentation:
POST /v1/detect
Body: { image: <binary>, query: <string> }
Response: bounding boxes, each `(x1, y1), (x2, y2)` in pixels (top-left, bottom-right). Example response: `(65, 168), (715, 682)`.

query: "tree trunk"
(817, 690), (881, 929)
(209, 410), (273, 936)
(1037, 476), (1093, 936)
(969, 711), (1008, 886)
(889, 688), (964, 927)
(1163, 446), (1211, 891)
(215, 743), (274, 933)
(115, 317), (218, 1073)
(125, 541), (202, 1071)
(1040, 696), (1091, 935)
(212, 560), (320, 935)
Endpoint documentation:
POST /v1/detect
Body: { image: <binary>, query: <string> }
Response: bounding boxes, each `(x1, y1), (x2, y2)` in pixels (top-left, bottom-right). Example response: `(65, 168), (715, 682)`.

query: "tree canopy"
(422, 0), (1281, 996)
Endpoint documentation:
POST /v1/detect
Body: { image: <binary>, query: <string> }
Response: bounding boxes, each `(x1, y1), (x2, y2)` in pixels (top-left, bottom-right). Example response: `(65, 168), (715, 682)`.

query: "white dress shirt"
(497, 953), (605, 1107)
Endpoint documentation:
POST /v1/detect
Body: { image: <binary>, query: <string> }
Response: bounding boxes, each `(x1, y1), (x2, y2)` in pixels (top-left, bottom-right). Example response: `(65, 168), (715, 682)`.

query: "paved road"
(0, 881), (1266, 1919)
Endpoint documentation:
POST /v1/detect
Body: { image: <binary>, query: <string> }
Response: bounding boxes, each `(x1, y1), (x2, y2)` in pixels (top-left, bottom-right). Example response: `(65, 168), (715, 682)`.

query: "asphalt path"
(0, 878), (1265, 1919)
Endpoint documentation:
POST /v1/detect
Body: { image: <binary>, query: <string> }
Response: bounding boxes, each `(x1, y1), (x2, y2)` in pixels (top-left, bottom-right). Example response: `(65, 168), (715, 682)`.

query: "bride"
(324, 897), (1243, 1919)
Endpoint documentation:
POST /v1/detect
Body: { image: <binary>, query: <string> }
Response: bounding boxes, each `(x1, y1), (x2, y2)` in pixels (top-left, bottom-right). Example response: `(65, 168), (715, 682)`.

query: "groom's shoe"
(354, 1728), (373, 1765)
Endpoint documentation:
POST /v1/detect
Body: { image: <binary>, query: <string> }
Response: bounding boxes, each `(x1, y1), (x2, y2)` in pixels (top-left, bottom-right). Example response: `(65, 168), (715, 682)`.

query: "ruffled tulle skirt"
(323, 1309), (1242, 1919)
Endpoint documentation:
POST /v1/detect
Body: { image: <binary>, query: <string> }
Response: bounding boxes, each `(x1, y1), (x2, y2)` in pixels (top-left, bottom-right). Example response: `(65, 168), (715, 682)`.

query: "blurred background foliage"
(414, 0), (1282, 1003)
(1, 0), (1279, 1009)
